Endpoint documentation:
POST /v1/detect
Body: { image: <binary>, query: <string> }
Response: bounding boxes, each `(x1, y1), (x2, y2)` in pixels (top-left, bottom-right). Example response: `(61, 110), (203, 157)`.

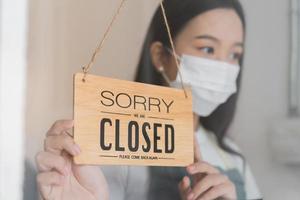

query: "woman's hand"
(178, 137), (236, 200)
(35, 120), (109, 200)
(179, 162), (237, 200)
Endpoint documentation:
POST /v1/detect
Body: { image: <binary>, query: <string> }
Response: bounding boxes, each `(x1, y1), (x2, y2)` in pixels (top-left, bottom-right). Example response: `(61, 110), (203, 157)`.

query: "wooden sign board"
(73, 73), (194, 166)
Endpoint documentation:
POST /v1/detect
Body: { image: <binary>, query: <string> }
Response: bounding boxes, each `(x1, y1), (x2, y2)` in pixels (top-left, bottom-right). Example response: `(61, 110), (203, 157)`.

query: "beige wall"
(26, 0), (158, 161)
(26, 0), (300, 199)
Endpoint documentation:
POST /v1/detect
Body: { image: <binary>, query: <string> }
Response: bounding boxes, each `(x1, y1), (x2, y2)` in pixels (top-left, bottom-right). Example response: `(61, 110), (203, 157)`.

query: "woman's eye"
(230, 52), (242, 61)
(198, 47), (215, 55)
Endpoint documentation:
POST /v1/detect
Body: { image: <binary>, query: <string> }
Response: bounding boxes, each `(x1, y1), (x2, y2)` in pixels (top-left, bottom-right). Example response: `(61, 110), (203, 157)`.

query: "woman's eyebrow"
(233, 42), (244, 48)
(194, 35), (220, 43)
(194, 35), (244, 48)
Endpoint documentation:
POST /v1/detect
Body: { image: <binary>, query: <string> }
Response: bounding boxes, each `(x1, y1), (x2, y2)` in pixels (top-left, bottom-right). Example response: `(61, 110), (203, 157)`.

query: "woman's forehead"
(178, 8), (244, 44)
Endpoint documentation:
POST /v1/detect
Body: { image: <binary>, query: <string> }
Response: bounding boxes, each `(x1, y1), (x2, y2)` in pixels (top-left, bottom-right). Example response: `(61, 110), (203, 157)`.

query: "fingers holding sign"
(178, 134), (237, 200)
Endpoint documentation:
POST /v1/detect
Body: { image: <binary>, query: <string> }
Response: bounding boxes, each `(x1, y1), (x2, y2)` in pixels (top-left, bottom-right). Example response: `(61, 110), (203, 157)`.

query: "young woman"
(35, 0), (262, 199)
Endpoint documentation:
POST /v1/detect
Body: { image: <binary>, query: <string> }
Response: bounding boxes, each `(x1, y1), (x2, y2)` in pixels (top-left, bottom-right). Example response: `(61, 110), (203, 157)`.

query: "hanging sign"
(73, 73), (194, 166)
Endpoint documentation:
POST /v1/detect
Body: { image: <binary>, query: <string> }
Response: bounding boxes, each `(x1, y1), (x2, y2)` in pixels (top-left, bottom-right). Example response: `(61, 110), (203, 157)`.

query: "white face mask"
(170, 54), (240, 117)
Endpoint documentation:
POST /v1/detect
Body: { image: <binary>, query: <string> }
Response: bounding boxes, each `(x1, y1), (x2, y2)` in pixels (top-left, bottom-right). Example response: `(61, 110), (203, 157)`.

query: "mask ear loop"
(160, 1), (188, 98)
(158, 47), (184, 86)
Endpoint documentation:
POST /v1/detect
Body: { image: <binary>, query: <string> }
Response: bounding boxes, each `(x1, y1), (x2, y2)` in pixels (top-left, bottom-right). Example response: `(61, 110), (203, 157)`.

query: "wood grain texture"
(73, 73), (194, 166)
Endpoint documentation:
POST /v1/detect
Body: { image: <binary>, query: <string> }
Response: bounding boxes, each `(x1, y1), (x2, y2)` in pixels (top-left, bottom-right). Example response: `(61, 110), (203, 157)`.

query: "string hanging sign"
(73, 0), (194, 166)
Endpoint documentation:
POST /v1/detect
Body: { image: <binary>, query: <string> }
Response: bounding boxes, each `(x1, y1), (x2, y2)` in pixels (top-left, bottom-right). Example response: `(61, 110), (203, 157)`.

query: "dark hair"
(135, 0), (246, 160)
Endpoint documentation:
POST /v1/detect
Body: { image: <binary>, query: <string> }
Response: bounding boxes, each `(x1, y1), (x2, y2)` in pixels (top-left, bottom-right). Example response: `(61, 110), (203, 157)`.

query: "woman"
(36, 0), (262, 199)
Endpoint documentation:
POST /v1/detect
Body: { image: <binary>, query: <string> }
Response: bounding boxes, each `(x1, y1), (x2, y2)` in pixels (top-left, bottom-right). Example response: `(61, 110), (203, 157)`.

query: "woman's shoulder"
(199, 127), (243, 160)
(223, 136), (243, 154)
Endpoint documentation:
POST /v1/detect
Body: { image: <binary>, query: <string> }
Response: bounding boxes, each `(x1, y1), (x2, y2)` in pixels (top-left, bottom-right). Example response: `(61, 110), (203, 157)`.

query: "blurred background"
(1, 0), (300, 199)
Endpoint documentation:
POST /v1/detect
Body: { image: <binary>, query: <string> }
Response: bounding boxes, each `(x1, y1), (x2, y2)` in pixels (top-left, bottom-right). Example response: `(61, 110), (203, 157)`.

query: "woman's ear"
(150, 42), (167, 72)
